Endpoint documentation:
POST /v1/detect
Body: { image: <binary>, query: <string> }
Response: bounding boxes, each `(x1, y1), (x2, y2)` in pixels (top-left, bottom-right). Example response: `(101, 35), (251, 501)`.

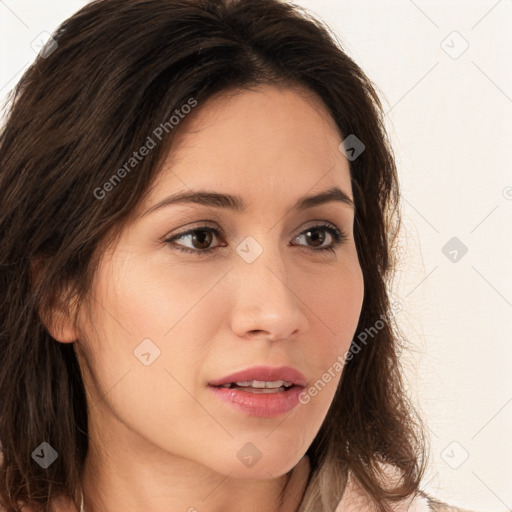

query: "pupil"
(307, 228), (324, 247)
(194, 230), (212, 249)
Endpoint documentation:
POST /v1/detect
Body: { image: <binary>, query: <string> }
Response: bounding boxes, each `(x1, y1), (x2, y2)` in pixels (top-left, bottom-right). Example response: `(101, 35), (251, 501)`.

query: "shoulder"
(335, 465), (480, 512)
(401, 492), (481, 512)
(335, 475), (431, 511)
(337, 486), (480, 512)
(420, 491), (483, 512)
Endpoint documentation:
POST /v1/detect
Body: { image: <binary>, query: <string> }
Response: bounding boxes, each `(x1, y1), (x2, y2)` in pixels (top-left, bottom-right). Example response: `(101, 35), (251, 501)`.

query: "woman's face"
(73, 84), (364, 480)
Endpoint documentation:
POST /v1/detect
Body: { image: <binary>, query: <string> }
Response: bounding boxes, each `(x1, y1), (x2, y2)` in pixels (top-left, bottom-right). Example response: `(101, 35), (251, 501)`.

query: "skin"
(45, 83), (365, 512)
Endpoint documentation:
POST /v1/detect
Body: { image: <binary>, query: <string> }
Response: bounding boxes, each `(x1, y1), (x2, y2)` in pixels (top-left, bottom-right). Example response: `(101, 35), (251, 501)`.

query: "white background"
(1, 1), (511, 510)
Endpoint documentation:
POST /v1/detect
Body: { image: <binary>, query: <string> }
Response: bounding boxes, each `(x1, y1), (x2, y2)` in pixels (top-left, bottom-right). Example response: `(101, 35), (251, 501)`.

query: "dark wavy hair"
(0, 0), (428, 510)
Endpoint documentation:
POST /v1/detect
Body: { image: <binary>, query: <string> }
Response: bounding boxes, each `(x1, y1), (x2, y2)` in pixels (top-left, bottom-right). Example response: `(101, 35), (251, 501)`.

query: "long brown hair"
(0, 0), (428, 510)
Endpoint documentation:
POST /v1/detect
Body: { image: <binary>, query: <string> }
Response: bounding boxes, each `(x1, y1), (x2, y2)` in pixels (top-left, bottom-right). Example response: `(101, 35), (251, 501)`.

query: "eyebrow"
(141, 185), (354, 217)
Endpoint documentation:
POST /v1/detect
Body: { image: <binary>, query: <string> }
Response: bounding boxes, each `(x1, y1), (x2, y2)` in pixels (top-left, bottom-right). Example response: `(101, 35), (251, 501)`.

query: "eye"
(292, 223), (348, 254)
(163, 222), (348, 256)
(164, 223), (224, 257)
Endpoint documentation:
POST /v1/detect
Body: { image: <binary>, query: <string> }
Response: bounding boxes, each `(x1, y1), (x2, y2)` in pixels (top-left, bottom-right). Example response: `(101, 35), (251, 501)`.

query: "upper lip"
(209, 365), (307, 387)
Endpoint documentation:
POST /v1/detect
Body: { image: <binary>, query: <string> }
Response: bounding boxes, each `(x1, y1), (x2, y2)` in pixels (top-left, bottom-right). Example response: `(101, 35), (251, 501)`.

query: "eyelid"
(163, 219), (344, 239)
(161, 220), (219, 242)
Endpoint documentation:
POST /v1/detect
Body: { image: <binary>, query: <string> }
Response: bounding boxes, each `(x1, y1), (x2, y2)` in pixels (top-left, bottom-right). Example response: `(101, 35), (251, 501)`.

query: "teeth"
(234, 380), (292, 388)
(219, 380), (293, 389)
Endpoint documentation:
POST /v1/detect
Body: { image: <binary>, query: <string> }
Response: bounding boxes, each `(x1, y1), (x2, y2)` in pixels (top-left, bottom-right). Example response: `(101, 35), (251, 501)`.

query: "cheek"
(94, 251), (214, 341)
(303, 258), (364, 345)
(76, 272), (208, 448)
(298, 261), (364, 398)
(77, 254), (219, 401)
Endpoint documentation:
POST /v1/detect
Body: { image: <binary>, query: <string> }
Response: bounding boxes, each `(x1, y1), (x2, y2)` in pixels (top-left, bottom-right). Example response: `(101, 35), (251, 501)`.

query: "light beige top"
(295, 454), (478, 512)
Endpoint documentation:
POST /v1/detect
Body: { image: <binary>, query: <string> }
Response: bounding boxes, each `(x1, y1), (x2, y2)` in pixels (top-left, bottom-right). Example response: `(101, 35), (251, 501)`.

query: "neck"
(79, 444), (311, 512)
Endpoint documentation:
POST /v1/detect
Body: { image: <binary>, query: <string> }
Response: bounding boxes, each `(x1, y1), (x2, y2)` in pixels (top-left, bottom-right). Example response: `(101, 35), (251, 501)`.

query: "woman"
(0, 0), (477, 511)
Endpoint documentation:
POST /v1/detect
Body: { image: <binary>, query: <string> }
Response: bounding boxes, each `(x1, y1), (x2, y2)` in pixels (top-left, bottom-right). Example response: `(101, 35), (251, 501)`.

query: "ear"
(30, 258), (80, 343)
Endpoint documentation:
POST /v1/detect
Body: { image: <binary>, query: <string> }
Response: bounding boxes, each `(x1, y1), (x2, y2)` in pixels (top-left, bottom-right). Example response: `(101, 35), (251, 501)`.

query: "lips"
(208, 365), (308, 418)
(208, 365), (307, 388)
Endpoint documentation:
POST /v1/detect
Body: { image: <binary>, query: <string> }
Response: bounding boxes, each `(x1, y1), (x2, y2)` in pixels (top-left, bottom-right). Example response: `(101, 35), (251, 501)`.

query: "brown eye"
(164, 227), (223, 256)
(182, 229), (215, 250)
(293, 223), (347, 251)
(300, 227), (328, 248)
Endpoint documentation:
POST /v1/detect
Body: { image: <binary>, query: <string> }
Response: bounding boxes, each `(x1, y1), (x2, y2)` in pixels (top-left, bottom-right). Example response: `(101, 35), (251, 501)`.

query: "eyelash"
(163, 222), (348, 257)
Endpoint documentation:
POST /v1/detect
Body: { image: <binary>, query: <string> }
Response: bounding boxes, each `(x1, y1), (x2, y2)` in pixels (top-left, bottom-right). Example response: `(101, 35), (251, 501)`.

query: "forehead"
(140, 84), (352, 212)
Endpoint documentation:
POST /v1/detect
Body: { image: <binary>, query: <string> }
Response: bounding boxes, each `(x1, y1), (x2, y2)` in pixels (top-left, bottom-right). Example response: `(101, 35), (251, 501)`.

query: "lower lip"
(208, 385), (304, 418)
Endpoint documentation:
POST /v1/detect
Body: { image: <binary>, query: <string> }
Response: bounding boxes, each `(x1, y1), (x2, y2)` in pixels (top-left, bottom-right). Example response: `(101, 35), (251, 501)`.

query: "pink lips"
(208, 365), (308, 387)
(207, 365), (308, 418)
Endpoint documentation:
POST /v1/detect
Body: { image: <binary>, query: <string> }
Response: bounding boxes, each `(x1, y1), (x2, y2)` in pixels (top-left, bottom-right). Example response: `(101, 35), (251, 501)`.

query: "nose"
(229, 242), (309, 342)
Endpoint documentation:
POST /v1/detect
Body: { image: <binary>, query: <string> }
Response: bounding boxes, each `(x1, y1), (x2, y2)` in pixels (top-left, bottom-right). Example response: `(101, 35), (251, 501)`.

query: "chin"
(221, 450), (301, 480)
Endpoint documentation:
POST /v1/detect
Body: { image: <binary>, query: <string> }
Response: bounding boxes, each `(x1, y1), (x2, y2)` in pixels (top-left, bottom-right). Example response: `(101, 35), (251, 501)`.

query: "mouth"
(206, 365), (307, 417)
